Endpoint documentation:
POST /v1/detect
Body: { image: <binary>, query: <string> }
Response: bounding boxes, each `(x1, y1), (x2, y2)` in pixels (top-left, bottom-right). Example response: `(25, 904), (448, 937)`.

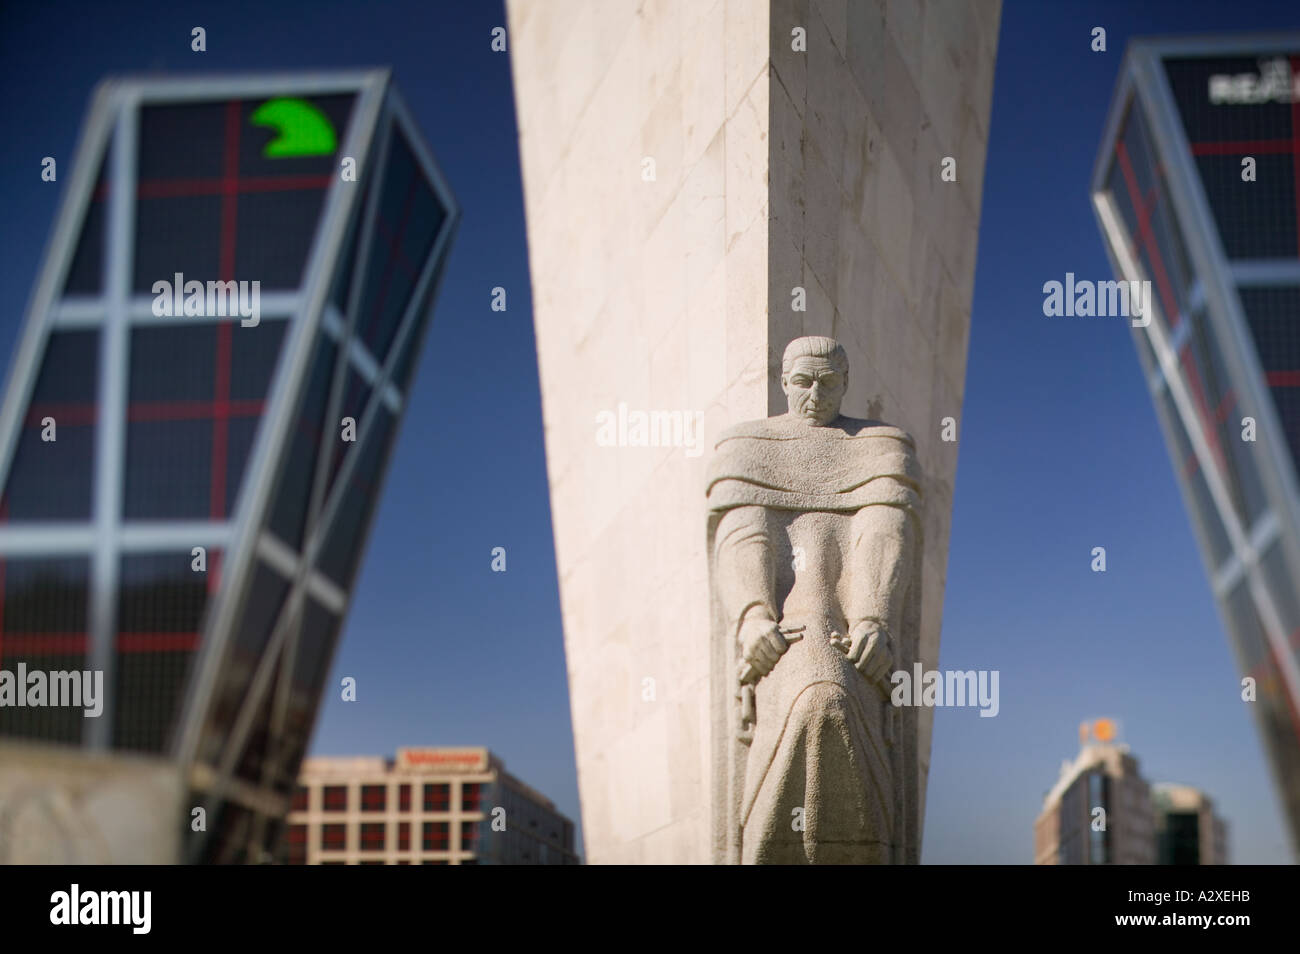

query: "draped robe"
(707, 413), (922, 864)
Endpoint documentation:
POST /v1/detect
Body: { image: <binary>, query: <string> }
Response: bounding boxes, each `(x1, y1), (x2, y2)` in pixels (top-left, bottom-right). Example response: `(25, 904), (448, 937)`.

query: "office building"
(0, 71), (458, 863)
(283, 747), (579, 865)
(1091, 36), (1300, 859)
(1035, 719), (1156, 865)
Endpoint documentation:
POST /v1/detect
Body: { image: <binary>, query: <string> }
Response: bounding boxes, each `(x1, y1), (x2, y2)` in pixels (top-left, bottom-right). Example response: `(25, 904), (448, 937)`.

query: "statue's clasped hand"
(737, 618), (805, 685)
(841, 619), (893, 698)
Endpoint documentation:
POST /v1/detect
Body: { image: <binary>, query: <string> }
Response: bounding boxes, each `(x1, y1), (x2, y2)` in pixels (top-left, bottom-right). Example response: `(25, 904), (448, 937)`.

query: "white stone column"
(507, 0), (1000, 863)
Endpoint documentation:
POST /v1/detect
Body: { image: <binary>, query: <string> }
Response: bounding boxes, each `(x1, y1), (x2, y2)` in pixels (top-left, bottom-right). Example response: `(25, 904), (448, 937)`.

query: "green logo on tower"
(250, 98), (337, 158)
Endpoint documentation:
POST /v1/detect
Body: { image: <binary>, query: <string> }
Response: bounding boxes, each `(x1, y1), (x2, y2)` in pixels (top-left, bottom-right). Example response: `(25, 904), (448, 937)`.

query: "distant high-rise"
(1153, 782), (1229, 864)
(1035, 719), (1156, 865)
(0, 71), (458, 863)
(1091, 36), (1300, 860)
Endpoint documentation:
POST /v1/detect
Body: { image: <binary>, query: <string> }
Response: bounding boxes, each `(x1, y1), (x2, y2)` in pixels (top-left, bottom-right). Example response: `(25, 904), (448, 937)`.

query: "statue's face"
(782, 356), (846, 426)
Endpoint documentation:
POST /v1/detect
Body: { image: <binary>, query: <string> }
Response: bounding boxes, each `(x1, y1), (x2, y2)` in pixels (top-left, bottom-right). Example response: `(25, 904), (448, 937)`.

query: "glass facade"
(1086, 771), (1109, 864)
(0, 556), (91, 744)
(1156, 812), (1200, 865)
(0, 73), (458, 864)
(1092, 40), (1300, 858)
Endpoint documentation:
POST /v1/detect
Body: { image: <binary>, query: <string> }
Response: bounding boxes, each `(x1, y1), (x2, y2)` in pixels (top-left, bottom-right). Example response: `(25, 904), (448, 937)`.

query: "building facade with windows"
(284, 747), (579, 865)
(1035, 720), (1156, 865)
(1153, 782), (1229, 865)
(0, 71), (458, 863)
(1091, 36), (1300, 860)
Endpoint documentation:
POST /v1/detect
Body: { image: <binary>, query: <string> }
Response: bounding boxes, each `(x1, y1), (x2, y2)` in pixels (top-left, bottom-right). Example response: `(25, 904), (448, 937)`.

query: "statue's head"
(781, 336), (848, 426)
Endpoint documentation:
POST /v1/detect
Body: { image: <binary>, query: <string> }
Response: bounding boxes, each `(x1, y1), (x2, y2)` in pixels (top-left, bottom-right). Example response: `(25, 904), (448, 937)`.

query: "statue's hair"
(782, 336), (849, 375)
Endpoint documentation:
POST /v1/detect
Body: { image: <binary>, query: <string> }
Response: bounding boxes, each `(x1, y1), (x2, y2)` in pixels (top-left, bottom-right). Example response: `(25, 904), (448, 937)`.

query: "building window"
(423, 822), (449, 851)
(1087, 772), (1110, 864)
(65, 156), (106, 295)
(316, 406), (397, 589)
(398, 822), (410, 851)
(132, 96), (355, 294)
(321, 824), (346, 852)
(361, 784), (386, 812)
(423, 784), (449, 812)
(460, 820), (479, 852)
(291, 786), (309, 812)
(277, 597), (340, 796)
(0, 556), (92, 745)
(322, 785), (348, 812)
(287, 824), (307, 865)
(1, 330), (99, 522)
(352, 130), (445, 364)
(399, 784), (411, 812)
(268, 337), (335, 549)
(122, 321), (287, 521)
(111, 550), (214, 754)
(360, 823), (385, 851)
(194, 560), (289, 768)
(462, 782), (483, 812)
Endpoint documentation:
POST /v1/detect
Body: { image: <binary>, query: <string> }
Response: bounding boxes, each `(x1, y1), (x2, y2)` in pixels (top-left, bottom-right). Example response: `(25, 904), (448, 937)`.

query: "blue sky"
(1, 0), (1297, 864)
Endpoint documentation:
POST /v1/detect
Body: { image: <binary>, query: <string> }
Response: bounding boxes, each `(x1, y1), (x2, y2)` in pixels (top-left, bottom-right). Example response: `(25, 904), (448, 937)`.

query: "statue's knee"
(790, 683), (852, 731)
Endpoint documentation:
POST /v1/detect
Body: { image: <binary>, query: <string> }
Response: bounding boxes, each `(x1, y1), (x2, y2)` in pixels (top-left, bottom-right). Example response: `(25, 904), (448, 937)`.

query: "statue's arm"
(848, 502), (917, 639)
(713, 505), (778, 641)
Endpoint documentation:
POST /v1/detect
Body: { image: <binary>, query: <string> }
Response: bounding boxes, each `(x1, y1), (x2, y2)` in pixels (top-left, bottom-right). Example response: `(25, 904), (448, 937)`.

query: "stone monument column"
(506, 0), (1000, 862)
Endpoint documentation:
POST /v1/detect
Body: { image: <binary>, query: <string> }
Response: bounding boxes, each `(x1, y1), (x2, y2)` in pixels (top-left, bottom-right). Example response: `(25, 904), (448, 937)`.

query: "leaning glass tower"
(1092, 36), (1300, 858)
(0, 71), (457, 863)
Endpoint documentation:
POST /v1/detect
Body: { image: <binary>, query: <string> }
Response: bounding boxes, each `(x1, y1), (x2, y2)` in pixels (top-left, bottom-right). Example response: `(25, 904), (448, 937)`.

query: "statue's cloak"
(706, 414), (921, 513)
(706, 414), (923, 864)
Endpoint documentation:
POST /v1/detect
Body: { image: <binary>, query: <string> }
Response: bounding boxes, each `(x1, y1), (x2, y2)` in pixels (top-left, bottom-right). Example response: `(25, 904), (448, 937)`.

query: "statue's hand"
(738, 617), (789, 681)
(847, 620), (893, 695)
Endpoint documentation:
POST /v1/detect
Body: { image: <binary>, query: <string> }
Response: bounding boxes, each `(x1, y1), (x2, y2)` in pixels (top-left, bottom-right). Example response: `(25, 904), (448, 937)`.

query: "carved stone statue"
(707, 336), (923, 864)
